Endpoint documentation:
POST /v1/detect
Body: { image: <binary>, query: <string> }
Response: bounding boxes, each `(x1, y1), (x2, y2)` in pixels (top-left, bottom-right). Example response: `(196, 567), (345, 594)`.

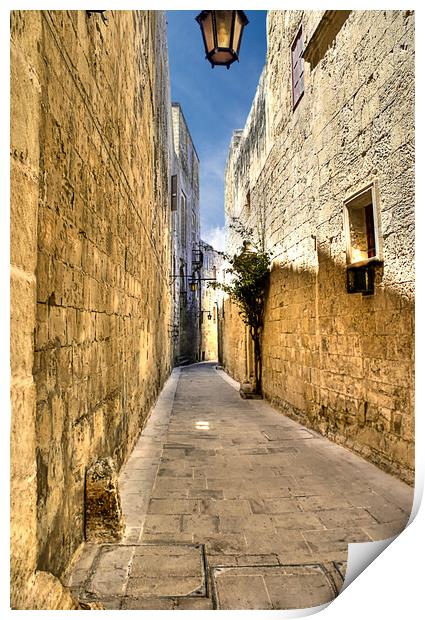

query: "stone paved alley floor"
(66, 363), (413, 610)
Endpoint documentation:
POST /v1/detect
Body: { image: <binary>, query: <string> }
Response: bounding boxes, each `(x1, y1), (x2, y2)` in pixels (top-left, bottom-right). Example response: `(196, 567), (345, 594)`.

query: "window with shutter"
(171, 174), (177, 211)
(291, 26), (304, 109)
(181, 192), (187, 246)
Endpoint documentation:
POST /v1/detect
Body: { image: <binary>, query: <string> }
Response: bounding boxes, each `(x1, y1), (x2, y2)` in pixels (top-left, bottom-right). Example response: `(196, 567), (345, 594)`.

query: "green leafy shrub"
(210, 219), (271, 393)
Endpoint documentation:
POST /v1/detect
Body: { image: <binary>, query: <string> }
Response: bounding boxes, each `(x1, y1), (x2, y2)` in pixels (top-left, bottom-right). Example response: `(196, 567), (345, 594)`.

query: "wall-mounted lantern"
(346, 265), (375, 295)
(195, 10), (249, 69)
(190, 279), (198, 293)
(201, 309), (213, 321)
(241, 240), (256, 255)
(86, 10), (108, 24)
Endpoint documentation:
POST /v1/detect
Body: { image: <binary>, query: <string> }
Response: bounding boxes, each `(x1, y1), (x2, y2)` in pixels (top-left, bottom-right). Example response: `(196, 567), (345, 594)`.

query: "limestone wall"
(222, 10), (414, 483)
(199, 241), (223, 361)
(220, 299), (248, 381)
(11, 10), (173, 607)
(10, 9), (43, 610)
(171, 103), (201, 363)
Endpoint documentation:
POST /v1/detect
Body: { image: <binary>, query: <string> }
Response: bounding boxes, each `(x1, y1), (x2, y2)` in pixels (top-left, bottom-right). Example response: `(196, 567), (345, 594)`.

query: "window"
(191, 210), (197, 245)
(171, 174), (177, 211)
(344, 184), (381, 267)
(245, 189), (251, 215)
(291, 26), (304, 109)
(180, 192), (187, 246)
(180, 264), (186, 292)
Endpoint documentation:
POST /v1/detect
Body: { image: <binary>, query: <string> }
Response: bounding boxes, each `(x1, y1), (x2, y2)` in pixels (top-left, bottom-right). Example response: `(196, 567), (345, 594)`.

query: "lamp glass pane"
(202, 12), (214, 54)
(233, 12), (243, 52)
(215, 11), (232, 48)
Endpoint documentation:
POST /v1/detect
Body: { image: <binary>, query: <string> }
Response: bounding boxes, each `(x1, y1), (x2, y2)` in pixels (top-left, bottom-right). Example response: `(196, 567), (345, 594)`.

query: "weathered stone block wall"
(11, 10), (173, 607)
(222, 10), (414, 483)
(220, 299), (248, 381)
(199, 241), (222, 361)
(10, 10), (42, 609)
(171, 103), (201, 363)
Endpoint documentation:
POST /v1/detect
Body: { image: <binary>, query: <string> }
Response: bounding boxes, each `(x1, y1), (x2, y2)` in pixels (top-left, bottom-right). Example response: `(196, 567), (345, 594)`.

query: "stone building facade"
(221, 10), (414, 483)
(11, 10), (173, 608)
(170, 103), (202, 364)
(199, 241), (223, 361)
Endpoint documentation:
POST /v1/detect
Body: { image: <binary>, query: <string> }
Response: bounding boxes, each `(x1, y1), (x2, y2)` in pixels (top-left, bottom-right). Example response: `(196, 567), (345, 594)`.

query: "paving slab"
(212, 564), (338, 610)
(66, 362), (413, 610)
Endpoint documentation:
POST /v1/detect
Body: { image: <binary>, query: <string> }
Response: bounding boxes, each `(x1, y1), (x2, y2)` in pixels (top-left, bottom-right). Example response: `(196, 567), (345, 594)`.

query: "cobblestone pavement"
(66, 363), (413, 610)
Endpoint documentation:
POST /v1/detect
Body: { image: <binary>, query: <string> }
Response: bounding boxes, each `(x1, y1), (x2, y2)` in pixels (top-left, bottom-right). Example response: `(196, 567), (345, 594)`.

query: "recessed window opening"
(171, 174), (177, 211)
(344, 185), (381, 266)
(181, 191), (187, 246)
(246, 189), (251, 215)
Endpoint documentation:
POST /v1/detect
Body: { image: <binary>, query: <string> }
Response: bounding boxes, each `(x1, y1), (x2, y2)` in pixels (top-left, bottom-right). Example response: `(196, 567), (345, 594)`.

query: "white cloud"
(202, 225), (226, 252)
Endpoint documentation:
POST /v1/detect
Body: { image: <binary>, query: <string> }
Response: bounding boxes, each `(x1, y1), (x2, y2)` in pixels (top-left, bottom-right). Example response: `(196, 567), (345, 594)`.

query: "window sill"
(346, 257), (383, 269)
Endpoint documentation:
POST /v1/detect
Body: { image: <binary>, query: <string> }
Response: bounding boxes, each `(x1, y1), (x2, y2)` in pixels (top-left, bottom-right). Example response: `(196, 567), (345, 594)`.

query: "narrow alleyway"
(66, 363), (413, 610)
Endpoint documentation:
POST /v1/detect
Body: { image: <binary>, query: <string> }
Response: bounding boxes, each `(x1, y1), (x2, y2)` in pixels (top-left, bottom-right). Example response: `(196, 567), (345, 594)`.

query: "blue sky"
(167, 10), (267, 249)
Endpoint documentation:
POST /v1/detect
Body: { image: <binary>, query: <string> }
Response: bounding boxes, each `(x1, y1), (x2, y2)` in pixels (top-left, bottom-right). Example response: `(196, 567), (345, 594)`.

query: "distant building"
(199, 241), (223, 361)
(170, 103), (201, 364)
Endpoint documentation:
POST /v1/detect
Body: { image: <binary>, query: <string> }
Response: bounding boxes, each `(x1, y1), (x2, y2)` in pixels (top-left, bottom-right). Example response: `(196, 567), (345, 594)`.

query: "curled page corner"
(342, 536), (397, 591)
(342, 477), (423, 593)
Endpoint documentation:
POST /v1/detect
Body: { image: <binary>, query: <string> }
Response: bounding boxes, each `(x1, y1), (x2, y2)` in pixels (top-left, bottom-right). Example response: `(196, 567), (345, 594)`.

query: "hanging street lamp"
(195, 10), (249, 69)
